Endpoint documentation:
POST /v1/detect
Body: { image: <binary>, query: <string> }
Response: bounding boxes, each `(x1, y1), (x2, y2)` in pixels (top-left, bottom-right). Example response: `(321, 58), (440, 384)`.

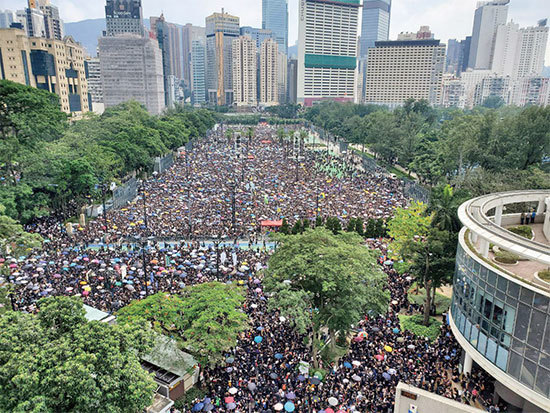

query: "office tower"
(151, 14), (183, 107)
(262, 0), (288, 55)
(259, 38), (278, 106)
(232, 35), (257, 106)
(37, 0), (64, 40)
(515, 20), (549, 79)
(491, 22), (520, 77)
(446, 39), (463, 74)
(0, 27), (34, 87)
(277, 51), (287, 103)
(297, 0), (360, 106)
(287, 58), (297, 104)
(240, 26), (274, 49)
(105, 0), (144, 37)
(468, 0), (509, 70)
(84, 57), (104, 113)
(359, 0), (391, 58)
(474, 74), (511, 106)
(461, 37), (472, 73)
(98, 35), (165, 115)
(191, 38), (206, 105)
(511, 76), (550, 106)
(364, 39), (446, 107)
(29, 35), (89, 114)
(0, 10), (16, 28)
(16, 7), (45, 38)
(182, 24), (205, 94)
(205, 10), (240, 106)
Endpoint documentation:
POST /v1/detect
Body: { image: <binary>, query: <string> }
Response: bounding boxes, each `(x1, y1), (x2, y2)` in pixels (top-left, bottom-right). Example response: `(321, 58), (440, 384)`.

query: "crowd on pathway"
(0, 125), (504, 412)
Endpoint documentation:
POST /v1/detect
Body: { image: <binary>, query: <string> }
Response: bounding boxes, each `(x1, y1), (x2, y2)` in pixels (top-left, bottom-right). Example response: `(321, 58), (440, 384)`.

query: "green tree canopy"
(0, 296), (156, 413)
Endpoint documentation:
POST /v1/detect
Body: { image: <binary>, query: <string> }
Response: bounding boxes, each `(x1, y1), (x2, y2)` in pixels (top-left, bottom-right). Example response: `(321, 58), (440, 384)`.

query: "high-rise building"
(259, 38), (278, 106)
(0, 27), (34, 87)
(205, 10), (240, 106)
(468, 0), (510, 70)
(38, 0), (64, 40)
(440, 75), (465, 108)
(364, 39), (446, 107)
(277, 51), (287, 103)
(151, 14), (183, 107)
(398, 26), (434, 41)
(0, 10), (16, 29)
(297, 0), (359, 106)
(16, 7), (45, 38)
(84, 57), (104, 113)
(232, 35), (257, 106)
(182, 24), (205, 95)
(359, 0), (391, 58)
(460, 69), (493, 108)
(240, 26), (274, 49)
(28, 35), (89, 115)
(474, 74), (511, 106)
(191, 38), (206, 105)
(511, 76), (550, 106)
(492, 20), (548, 79)
(461, 37), (472, 72)
(98, 34), (165, 115)
(287, 58), (297, 104)
(262, 0), (288, 55)
(105, 0), (144, 37)
(446, 39), (463, 74)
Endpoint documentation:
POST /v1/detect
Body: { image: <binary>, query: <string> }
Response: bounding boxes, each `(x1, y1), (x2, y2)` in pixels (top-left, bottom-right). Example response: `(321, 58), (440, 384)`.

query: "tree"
(0, 296), (156, 413)
(116, 282), (248, 367)
(428, 184), (463, 233)
(0, 204), (42, 256)
(265, 229), (389, 367)
(355, 217), (364, 237)
(346, 217), (356, 232)
(387, 202), (432, 257)
(280, 218), (290, 234)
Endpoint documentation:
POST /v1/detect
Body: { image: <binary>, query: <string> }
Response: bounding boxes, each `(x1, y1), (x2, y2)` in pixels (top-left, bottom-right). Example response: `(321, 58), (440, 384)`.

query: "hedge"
(399, 314), (442, 341)
(507, 225), (533, 239)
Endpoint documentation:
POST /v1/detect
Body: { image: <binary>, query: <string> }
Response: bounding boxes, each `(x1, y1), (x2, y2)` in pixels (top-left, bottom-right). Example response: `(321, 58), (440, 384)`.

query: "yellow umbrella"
(384, 345), (393, 352)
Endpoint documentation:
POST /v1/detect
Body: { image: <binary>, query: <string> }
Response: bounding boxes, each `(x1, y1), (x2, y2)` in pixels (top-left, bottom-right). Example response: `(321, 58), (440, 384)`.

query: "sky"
(2, 0), (549, 62)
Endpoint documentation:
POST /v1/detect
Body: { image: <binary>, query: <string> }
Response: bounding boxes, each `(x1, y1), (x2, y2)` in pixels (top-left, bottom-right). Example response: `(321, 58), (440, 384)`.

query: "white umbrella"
(328, 397), (338, 406)
(352, 360), (361, 367)
(228, 387), (238, 395)
(274, 403), (284, 411)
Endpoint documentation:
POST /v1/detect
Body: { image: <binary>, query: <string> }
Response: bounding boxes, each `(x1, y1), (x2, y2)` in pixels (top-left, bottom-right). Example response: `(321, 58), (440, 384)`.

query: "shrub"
(399, 314), (442, 341)
(507, 226), (533, 239)
(494, 250), (520, 264)
(539, 270), (550, 282)
(173, 387), (206, 410)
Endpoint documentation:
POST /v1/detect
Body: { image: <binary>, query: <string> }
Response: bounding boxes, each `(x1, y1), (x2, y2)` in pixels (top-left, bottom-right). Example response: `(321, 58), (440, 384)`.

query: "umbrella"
(254, 335), (263, 343)
(325, 407), (335, 413)
(343, 362), (352, 369)
(388, 368), (397, 375)
(270, 372), (278, 379)
(328, 397), (338, 406)
(357, 331), (368, 338)
(224, 397), (234, 404)
(274, 403), (284, 411)
(352, 374), (361, 382)
(247, 382), (257, 392)
(371, 327), (380, 332)
(226, 357), (235, 363)
(310, 377), (321, 385)
(396, 337), (405, 343)
(226, 367), (233, 373)
(393, 328), (400, 334)
(375, 354), (384, 361)
(286, 392), (296, 400)
(384, 345), (393, 352)
(352, 360), (361, 367)
(228, 387), (238, 395)
(284, 402), (295, 412)
(297, 375), (306, 382)
(274, 353), (283, 359)
(407, 344), (415, 349)
(193, 402), (204, 411)
(279, 316), (286, 322)
(226, 402), (236, 410)
(204, 404), (214, 412)
(382, 372), (391, 380)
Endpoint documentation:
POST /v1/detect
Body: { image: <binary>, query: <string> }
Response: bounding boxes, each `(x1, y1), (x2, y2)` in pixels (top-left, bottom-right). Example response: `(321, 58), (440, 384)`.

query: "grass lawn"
(399, 314), (442, 341)
(407, 283), (452, 315)
(0, 287), (11, 316)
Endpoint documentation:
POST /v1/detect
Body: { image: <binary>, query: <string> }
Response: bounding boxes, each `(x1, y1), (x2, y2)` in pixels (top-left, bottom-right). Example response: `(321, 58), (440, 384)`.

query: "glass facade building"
(262, 0), (288, 55)
(451, 239), (550, 398)
(359, 0), (391, 58)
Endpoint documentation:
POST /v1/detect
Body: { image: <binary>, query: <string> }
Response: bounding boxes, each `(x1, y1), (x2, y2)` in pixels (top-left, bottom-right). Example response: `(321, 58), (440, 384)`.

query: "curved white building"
(450, 191), (550, 412)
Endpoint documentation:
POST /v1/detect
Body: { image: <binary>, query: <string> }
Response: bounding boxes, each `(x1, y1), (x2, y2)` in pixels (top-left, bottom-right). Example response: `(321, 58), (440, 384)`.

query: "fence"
(403, 179), (431, 204)
(154, 153), (174, 174)
(112, 177), (138, 209)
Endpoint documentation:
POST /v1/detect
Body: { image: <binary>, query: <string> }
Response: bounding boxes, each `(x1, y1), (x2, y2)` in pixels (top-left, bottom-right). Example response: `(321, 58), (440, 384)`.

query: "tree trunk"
(311, 330), (319, 369)
(424, 279), (432, 326)
(431, 283), (437, 316)
(329, 329), (336, 354)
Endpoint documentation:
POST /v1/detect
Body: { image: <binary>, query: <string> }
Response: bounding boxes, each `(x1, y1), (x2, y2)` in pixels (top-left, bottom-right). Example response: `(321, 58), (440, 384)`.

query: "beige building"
(28, 35), (89, 115)
(364, 39), (446, 107)
(232, 35), (257, 106)
(0, 27), (35, 87)
(260, 38), (278, 106)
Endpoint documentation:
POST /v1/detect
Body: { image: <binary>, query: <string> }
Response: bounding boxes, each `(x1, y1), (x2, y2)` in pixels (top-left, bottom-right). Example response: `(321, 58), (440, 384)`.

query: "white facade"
(297, 0), (359, 106)
(98, 34), (165, 115)
(460, 69), (493, 108)
(511, 77), (550, 107)
(0, 10), (15, 28)
(260, 38), (278, 106)
(191, 38), (206, 105)
(232, 35), (257, 106)
(474, 74), (511, 106)
(277, 51), (287, 104)
(468, 0), (509, 70)
(492, 21), (520, 77)
(441, 75), (465, 108)
(364, 40), (446, 107)
(16, 8), (45, 38)
(85, 57), (104, 114)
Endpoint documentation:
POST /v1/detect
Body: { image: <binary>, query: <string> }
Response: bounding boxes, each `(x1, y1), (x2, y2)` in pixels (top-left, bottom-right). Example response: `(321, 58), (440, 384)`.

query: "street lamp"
(138, 180), (148, 231)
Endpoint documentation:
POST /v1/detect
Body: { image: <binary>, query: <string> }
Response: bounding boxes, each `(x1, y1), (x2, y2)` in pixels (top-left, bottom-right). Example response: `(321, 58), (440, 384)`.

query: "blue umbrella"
(393, 328), (400, 334)
(284, 401), (295, 412)
(297, 375), (306, 382)
(343, 362), (352, 368)
(274, 353), (283, 359)
(444, 355), (450, 360)
(257, 326), (264, 331)
(254, 335), (263, 343)
(193, 402), (204, 411)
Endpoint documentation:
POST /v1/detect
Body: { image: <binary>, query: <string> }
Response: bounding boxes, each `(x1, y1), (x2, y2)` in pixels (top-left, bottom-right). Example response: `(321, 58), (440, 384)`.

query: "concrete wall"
(394, 383), (484, 413)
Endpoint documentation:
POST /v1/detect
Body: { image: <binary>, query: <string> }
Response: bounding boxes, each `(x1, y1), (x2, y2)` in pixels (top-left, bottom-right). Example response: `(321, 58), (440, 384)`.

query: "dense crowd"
(0, 125), (503, 412)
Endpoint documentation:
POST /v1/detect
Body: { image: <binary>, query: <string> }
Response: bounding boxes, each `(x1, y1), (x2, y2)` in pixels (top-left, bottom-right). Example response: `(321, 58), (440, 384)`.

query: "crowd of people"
(0, 125), (504, 412)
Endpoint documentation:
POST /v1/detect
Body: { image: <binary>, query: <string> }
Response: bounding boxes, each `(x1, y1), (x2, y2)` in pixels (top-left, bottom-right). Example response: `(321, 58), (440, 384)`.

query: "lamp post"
(139, 180), (148, 231)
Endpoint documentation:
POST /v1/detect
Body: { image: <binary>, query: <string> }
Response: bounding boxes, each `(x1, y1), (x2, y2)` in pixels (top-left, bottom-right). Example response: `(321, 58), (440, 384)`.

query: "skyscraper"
(99, 35), (165, 115)
(240, 26), (274, 49)
(38, 0), (64, 40)
(297, 0), (360, 106)
(468, 0), (509, 70)
(0, 10), (16, 29)
(260, 38), (278, 106)
(84, 57), (104, 113)
(262, 0), (288, 55)
(105, 0), (144, 37)
(16, 7), (45, 38)
(205, 10), (240, 106)
(287, 58), (297, 104)
(182, 24), (205, 95)
(359, 0), (391, 58)
(232, 35), (257, 106)
(191, 38), (206, 105)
